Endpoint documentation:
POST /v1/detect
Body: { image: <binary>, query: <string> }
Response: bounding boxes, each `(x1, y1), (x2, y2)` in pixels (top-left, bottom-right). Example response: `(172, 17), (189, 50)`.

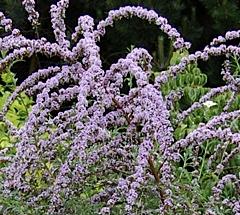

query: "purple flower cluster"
(50, 0), (70, 48)
(0, 11), (12, 32)
(0, 1), (240, 214)
(22, 0), (39, 28)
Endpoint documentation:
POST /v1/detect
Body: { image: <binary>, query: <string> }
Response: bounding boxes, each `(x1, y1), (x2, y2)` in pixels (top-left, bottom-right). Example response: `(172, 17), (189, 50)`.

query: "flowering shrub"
(0, 1), (240, 214)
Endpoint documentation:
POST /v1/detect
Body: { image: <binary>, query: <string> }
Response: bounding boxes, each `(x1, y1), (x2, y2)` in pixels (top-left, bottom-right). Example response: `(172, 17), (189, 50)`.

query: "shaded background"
(0, 0), (240, 86)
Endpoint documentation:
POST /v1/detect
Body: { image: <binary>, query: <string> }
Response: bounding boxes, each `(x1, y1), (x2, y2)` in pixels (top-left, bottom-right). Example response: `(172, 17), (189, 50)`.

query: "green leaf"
(0, 136), (11, 148)
(1, 71), (15, 85)
(0, 91), (11, 110)
(174, 124), (187, 140)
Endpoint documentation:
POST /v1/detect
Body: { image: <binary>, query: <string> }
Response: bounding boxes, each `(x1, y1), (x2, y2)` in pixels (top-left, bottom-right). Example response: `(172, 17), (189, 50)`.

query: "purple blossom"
(0, 11), (12, 32)
(0, 3), (240, 215)
(22, 0), (39, 27)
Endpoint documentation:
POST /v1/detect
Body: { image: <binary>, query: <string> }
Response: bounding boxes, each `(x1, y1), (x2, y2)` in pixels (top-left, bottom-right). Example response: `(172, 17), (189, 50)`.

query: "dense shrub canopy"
(0, 1), (239, 214)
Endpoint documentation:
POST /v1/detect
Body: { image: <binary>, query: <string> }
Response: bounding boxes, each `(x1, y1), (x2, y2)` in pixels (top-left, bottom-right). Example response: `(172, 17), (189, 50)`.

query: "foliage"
(0, 51), (32, 150)
(0, 2), (240, 215)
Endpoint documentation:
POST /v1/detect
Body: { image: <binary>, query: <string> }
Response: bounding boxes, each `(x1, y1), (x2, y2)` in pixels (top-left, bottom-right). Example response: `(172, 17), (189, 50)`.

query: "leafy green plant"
(0, 3), (240, 215)
(0, 51), (32, 153)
